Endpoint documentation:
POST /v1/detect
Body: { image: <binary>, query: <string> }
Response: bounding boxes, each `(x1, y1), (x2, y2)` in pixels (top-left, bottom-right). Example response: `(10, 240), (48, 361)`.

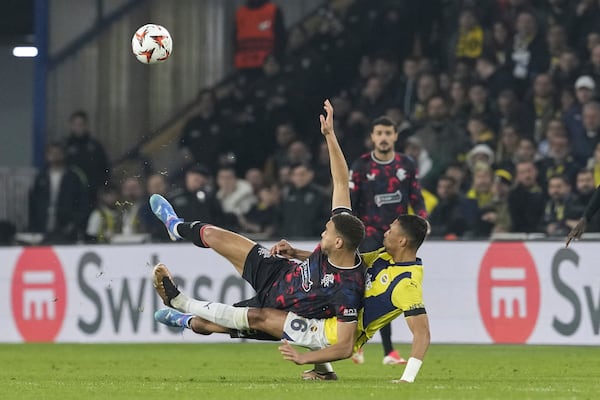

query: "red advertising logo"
(478, 242), (540, 343)
(11, 247), (66, 342)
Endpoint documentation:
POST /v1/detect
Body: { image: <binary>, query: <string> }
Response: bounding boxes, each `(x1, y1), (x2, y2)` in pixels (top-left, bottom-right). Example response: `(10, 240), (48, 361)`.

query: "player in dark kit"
(566, 183), (600, 246)
(151, 100), (366, 379)
(349, 116), (428, 365)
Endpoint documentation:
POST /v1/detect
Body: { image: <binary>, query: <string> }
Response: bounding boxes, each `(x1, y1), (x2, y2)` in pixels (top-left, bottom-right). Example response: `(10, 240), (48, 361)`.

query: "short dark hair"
(371, 116), (397, 132)
(331, 213), (365, 251)
(397, 214), (428, 250)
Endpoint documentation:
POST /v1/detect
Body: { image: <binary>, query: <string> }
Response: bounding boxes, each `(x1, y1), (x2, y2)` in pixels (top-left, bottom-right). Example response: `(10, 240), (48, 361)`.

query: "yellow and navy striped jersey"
(323, 248), (426, 350)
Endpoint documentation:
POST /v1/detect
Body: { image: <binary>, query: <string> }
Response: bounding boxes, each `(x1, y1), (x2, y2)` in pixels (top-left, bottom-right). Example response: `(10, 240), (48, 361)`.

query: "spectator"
(86, 185), (121, 243)
(486, 20), (512, 67)
(451, 8), (484, 66)
(63, 110), (109, 214)
(509, 11), (550, 96)
(414, 96), (469, 189)
(238, 184), (280, 238)
(139, 173), (171, 242)
(216, 165), (257, 219)
(399, 57), (420, 118)
(582, 43), (600, 89)
(466, 162), (494, 209)
(552, 49), (581, 89)
(540, 175), (577, 236)
(475, 56), (514, 100)
(586, 142), (600, 184)
(467, 83), (496, 128)
(179, 89), (228, 175)
(245, 168), (266, 195)
(495, 124), (522, 171)
(169, 166), (227, 227)
(567, 168), (600, 231)
(233, 0), (285, 82)
(575, 101), (600, 164)
(521, 73), (558, 143)
(448, 79), (470, 128)
(466, 117), (496, 149)
(478, 169), (514, 235)
(546, 24), (569, 70)
(565, 81), (598, 164)
(29, 142), (87, 243)
(514, 137), (540, 162)
(279, 163), (328, 238)
(119, 176), (145, 236)
(508, 160), (545, 233)
(428, 175), (478, 238)
(410, 73), (438, 123)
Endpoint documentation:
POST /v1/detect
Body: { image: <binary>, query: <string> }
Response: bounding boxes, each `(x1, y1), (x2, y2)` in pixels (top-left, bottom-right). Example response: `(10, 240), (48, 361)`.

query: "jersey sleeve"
(391, 276), (426, 317)
(361, 248), (385, 266)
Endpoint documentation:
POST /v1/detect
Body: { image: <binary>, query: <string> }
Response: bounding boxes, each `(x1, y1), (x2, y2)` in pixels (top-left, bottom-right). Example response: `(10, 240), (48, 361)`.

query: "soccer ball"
(131, 24), (172, 64)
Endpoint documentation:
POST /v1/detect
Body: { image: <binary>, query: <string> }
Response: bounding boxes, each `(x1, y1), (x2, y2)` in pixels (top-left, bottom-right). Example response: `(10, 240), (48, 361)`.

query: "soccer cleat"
(153, 263), (180, 307)
(149, 194), (183, 241)
(383, 350), (407, 365)
(301, 370), (338, 381)
(154, 308), (193, 329)
(351, 348), (365, 364)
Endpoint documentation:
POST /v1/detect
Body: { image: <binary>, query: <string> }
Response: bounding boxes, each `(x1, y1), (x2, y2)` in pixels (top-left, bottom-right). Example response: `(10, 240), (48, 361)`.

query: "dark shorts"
(233, 243), (294, 309)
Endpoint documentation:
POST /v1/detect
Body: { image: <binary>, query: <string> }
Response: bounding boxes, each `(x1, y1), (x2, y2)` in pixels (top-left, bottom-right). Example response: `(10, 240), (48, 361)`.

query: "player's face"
(383, 220), (406, 252)
(320, 220), (340, 254)
(370, 125), (398, 154)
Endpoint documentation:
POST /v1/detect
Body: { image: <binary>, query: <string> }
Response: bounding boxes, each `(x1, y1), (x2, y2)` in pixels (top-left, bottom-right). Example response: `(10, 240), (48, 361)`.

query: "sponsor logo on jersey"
(299, 260), (313, 292)
(257, 247), (271, 259)
(366, 173), (376, 181)
(374, 190), (403, 207)
(321, 273), (335, 288)
(365, 273), (373, 291)
(380, 274), (389, 285)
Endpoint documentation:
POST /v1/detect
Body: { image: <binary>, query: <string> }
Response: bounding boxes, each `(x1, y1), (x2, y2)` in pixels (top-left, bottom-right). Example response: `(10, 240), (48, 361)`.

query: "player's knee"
(247, 308), (267, 327)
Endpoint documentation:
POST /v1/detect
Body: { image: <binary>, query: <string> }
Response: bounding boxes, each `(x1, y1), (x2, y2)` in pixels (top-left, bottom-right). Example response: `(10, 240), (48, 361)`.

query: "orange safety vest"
(234, 2), (277, 69)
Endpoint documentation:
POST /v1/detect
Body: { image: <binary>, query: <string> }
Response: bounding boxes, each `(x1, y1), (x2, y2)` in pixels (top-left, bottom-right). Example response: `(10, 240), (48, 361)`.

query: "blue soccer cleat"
(149, 194), (183, 241)
(154, 308), (193, 329)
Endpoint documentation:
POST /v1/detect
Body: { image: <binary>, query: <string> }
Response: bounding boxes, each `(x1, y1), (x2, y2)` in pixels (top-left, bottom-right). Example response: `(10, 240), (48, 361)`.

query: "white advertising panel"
(1, 241), (599, 345)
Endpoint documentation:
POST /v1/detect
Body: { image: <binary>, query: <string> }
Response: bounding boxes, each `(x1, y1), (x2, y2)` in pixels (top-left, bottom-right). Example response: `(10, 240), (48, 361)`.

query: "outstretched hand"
(319, 99), (334, 136)
(279, 340), (305, 365)
(566, 218), (587, 248)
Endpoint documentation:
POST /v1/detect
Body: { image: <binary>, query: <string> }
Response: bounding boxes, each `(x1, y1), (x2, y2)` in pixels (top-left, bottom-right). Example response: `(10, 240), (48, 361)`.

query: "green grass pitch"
(1, 343), (599, 399)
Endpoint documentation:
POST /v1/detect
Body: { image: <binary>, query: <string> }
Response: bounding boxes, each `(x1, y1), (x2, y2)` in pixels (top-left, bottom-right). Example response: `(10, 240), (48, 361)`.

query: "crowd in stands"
(15, 0), (600, 245)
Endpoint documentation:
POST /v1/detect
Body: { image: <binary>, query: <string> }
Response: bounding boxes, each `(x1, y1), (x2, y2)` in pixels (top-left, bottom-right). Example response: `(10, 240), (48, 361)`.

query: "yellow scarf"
(456, 26), (483, 59)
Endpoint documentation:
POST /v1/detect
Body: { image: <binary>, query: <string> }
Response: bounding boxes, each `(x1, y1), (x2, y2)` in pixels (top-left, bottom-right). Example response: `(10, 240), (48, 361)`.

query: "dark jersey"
(350, 152), (427, 239)
(263, 245), (365, 322)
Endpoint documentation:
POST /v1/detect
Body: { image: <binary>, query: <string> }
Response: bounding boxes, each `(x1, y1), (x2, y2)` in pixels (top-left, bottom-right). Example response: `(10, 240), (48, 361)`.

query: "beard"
(376, 143), (392, 153)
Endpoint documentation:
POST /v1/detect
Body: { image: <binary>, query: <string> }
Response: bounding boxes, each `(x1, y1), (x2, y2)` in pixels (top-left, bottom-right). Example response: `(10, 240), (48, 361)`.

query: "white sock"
(314, 363), (334, 374)
(172, 293), (249, 330)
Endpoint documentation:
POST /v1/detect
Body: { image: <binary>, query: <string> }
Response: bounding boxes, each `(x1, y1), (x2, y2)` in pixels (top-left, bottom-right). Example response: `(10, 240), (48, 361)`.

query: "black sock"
(380, 323), (394, 355)
(176, 221), (210, 248)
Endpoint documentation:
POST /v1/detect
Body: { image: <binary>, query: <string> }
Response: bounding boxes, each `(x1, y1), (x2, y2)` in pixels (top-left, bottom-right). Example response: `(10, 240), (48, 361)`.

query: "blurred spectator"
(233, 0), (285, 82)
(582, 44), (600, 89)
(450, 8), (484, 66)
(486, 20), (512, 67)
(586, 142), (600, 184)
(414, 96), (468, 189)
(444, 161), (470, 193)
(509, 11), (550, 96)
(478, 169), (514, 235)
(514, 137), (540, 162)
(449, 79), (470, 127)
(552, 49), (581, 90)
(358, 76), (391, 120)
(216, 165), (257, 219)
(279, 163), (328, 238)
(63, 110), (109, 214)
(238, 184), (280, 238)
(405, 136), (433, 181)
(399, 57), (420, 118)
(475, 56), (514, 99)
(169, 166), (227, 227)
(29, 142), (87, 243)
(495, 124), (521, 171)
(466, 162), (494, 209)
(466, 144), (495, 174)
(564, 76), (595, 162)
(568, 168), (600, 231)
(536, 123), (580, 190)
(546, 25), (569, 70)
(86, 185), (121, 243)
(428, 175), (478, 238)
(139, 173), (171, 242)
(410, 73), (439, 123)
(285, 140), (313, 166)
(495, 89), (526, 133)
(521, 73), (558, 143)
(119, 176), (145, 235)
(267, 121), (298, 174)
(245, 168), (266, 195)
(569, 96), (600, 165)
(540, 175), (577, 236)
(508, 160), (545, 233)
(179, 89), (228, 175)
(466, 117), (496, 148)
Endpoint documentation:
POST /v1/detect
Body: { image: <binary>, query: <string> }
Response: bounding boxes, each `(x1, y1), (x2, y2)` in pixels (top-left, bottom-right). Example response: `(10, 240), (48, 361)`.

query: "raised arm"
(320, 99), (351, 210)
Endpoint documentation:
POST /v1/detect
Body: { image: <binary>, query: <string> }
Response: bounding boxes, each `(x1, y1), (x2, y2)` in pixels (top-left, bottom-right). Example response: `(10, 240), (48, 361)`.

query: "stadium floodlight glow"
(12, 46), (38, 58)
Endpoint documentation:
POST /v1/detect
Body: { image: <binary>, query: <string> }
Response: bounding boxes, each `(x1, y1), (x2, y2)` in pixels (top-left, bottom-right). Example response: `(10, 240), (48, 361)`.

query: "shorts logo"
(321, 273), (335, 288)
(310, 325), (318, 333)
(11, 247), (67, 342)
(299, 260), (313, 292)
(478, 243), (540, 344)
(257, 247), (271, 259)
(374, 190), (403, 207)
